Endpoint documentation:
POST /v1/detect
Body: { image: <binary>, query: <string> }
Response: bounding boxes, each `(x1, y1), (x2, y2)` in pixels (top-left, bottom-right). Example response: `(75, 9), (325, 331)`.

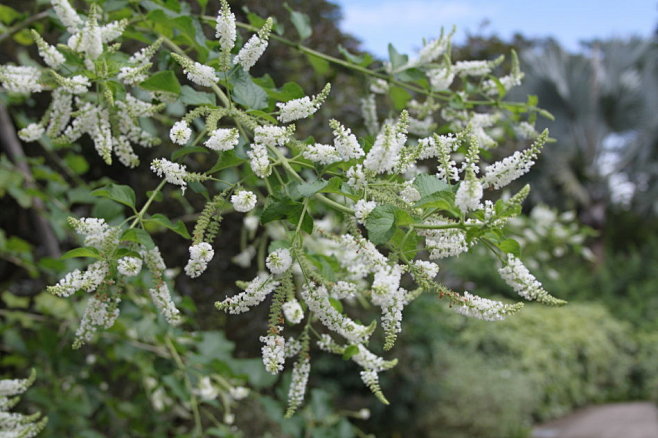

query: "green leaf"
(306, 53), (330, 75)
(231, 70), (268, 110)
(115, 248), (142, 259)
(91, 184), (136, 210)
(0, 5), (22, 25)
(180, 85), (216, 105)
(286, 203), (313, 234)
(61, 247), (101, 259)
(263, 81), (305, 102)
(498, 238), (521, 257)
(365, 205), (396, 245)
(413, 174), (450, 198)
(338, 45), (373, 67)
(286, 6), (312, 40)
(328, 298), (343, 313)
(394, 208), (415, 226)
(342, 344), (359, 360)
(171, 146), (208, 161)
(145, 213), (191, 238)
(140, 70), (181, 94)
(121, 228), (155, 249)
(207, 150), (246, 174)
(260, 199), (294, 224)
(389, 86), (412, 110)
(388, 43), (408, 71)
(295, 179), (329, 198)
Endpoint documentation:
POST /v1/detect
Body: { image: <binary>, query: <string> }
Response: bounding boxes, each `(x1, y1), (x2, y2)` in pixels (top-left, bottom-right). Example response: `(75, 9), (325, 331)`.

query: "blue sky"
(333, 0), (657, 57)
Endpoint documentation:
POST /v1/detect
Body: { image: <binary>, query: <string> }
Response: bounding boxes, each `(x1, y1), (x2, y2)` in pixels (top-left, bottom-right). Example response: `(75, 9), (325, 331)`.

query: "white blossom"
(151, 158), (189, 191)
(74, 295), (120, 347)
(412, 260), (439, 279)
(260, 334), (285, 374)
(300, 283), (374, 344)
(247, 143), (271, 178)
(454, 60), (491, 76)
(234, 35), (269, 71)
(330, 120), (364, 160)
(417, 220), (469, 259)
(216, 273), (280, 314)
(51, 0), (82, 33)
(416, 35), (450, 64)
(205, 128), (239, 151)
(0, 66), (43, 94)
(148, 282), (181, 324)
(286, 358), (310, 415)
(399, 183), (421, 204)
(303, 143), (340, 165)
(453, 291), (520, 321)
(346, 164), (367, 191)
(360, 94), (379, 134)
(254, 125), (292, 147)
(184, 61), (218, 87)
(498, 254), (564, 305)
(216, 3), (237, 51)
(229, 386), (250, 400)
(277, 97), (316, 123)
(169, 120), (192, 145)
(117, 257), (142, 277)
(195, 377), (219, 401)
(282, 299), (304, 324)
(18, 124), (44, 142)
(427, 68), (454, 91)
(364, 120), (407, 174)
(34, 35), (65, 69)
(231, 190), (257, 212)
(266, 248), (292, 275)
(354, 200), (377, 224)
(455, 178), (483, 213)
(184, 242), (214, 278)
(100, 20), (127, 43)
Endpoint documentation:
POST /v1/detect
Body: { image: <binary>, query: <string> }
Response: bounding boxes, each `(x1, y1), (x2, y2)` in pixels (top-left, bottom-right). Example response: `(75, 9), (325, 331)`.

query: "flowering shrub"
(1, 0), (565, 422)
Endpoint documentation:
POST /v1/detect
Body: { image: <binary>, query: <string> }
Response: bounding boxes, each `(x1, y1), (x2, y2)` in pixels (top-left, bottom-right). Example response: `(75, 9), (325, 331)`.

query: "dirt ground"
(532, 402), (658, 438)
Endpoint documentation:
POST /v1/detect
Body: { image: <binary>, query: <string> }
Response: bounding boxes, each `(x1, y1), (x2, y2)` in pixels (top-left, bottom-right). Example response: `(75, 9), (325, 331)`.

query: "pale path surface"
(532, 402), (658, 438)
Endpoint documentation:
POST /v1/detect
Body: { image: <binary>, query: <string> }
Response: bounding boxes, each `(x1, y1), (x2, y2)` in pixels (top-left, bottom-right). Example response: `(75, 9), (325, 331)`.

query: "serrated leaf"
(121, 228), (155, 249)
(145, 213), (191, 238)
(181, 85), (216, 105)
(365, 205), (396, 245)
(91, 184), (136, 210)
(231, 70), (268, 110)
(295, 179), (329, 198)
(413, 174), (450, 198)
(140, 70), (181, 94)
(61, 247), (101, 259)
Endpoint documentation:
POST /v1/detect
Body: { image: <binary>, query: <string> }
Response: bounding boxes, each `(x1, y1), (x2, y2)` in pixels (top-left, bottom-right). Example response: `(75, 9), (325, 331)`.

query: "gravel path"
(532, 402), (658, 438)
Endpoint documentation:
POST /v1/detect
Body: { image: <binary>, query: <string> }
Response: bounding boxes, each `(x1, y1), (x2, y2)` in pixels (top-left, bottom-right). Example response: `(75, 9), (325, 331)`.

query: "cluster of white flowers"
(277, 84), (330, 123)
(205, 128), (239, 151)
(363, 115), (408, 174)
(32, 32), (65, 69)
(215, 273), (280, 314)
(453, 292), (522, 321)
(412, 260), (439, 280)
(330, 119), (364, 160)
(170, 120), (192, 145)
(148, 282), (182, 324)
(354, 200), (377, 224)
(482, 132), (546, 189)
(74, 295), (121, 347)
(254, 125), (293, 147)
(0, 370), (47, 438)
(18, 124), (45, 142)
(47, 261), (109, 297)
(0, 65), (43, 94)
(172, 54), (217, 88)
(184, 242), (215, 278)
(68, 217), (116, 249)
(427, 67), (455, 91)
(399, 183), (421, 204)
(194, 376), (219, 401)
(455, 177), (484, 213)
(286, 358), (310, 416)
(454, 60), (492, 76)
(266, 248), (292, 275)
(259, 334), (285, 374)
(303, 143), (340, 165)
(300, 283), (374, 345)
(417, 220), (469, 259)
(346, 164), (367, 191)
(117, 256), (143, 277)
(233, 18), (272, 72)
(151, 158), (190, 191)
(231, 190), (258, 212)
(215, 0), (236, 52)
(498, 254), (564, 305)
(247, 142), (271, 178)
(330, 281), (359, 299)
(282, 299), (304, 324)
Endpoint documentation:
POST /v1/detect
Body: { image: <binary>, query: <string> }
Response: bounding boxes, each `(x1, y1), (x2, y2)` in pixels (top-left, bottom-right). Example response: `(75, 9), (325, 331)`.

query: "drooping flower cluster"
(498, 254), (565, 305)
(215, 274), (280, 314)
(184, 242), (215, 278)
(0, 370), (47, 438)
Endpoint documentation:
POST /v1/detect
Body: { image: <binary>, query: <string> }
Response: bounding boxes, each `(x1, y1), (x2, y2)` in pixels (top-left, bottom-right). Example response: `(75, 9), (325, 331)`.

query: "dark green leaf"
(121, 228), (155, 249)
(180, 85), (216, 105)
(145, 213), (191, 238)
(414, 174), (450, 198)
(140, 70), (181, 94)
(295, 179), (329, 198)
(91, 184), (136, 210)
(61, 247), (101, 259)
(365, 205), (396, 244)
(498, 238), (521, 257)
(171, 146), (208, 161)
(231, 70), (268, 110)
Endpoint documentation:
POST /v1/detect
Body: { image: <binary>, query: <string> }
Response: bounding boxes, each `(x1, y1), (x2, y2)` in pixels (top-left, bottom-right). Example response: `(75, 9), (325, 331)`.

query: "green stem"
(164, 336), (203, 437)
(0, 11), (48, 43)
(129, 180), (166, 228)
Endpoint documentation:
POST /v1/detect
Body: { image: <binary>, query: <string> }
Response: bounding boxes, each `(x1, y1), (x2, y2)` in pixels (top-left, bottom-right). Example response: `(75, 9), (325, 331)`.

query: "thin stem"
(0, 11), (48, 43)
(129, 180), (167, 228)
(165, 335), (203, 437)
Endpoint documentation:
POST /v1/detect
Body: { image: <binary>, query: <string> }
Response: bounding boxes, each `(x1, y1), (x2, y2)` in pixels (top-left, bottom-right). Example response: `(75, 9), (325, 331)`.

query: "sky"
(333, 0), (657, 58)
